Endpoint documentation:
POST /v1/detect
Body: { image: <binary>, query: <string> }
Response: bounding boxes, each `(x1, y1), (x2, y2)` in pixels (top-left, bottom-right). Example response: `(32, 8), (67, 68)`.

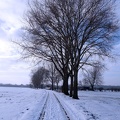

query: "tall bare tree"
(55, 73), (62, 91)
(48, 63), (62, 90)
(18, 0), (119, 99)
(83, 64), (104, 91)
(48, 63), (56, 90)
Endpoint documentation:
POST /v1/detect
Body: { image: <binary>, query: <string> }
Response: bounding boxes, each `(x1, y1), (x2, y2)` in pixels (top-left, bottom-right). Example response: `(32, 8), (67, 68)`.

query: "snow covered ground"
(0, 87), (120, 120)
(0, 87), (47, 120)
(58, 91), (120, 120)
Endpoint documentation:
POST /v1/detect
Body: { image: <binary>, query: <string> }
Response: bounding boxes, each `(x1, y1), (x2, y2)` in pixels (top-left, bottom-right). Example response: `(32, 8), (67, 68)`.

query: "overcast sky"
(0, 0), (120, 85)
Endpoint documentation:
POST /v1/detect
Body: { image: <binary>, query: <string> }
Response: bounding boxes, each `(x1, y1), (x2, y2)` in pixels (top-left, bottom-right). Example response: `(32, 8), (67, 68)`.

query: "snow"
(0, 87), (47, 120)
(0, 87), (120, 120)
(57, 91), (120, 120)
(41, 91), (68, 120)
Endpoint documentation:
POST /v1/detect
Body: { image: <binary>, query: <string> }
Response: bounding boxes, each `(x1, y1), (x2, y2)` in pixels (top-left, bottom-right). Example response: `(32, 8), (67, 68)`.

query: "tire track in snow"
(38, 91), (70, 120)
(38, 92), (49, 120)
(18, 90), (48, 120)
(53, 93), (70, 120)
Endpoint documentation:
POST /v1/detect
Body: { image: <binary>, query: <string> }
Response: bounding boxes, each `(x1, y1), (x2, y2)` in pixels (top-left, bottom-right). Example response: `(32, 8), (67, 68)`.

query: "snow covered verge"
(56, 91), (120, 120)
(0, 87), (120, 120)
(0, 87), (47, 120)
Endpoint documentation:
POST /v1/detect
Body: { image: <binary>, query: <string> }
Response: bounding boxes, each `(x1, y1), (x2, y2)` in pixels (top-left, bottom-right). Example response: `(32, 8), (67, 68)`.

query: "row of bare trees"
(17, 0), (119, 99)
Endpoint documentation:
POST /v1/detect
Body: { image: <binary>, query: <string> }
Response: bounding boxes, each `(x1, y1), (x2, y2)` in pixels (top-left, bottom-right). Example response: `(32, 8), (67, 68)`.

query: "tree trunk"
(91, 85), (94, 91)
(52, 78), (54, 90)
(57, 82), (58, 91)
(73, 69), (79, 99)
(63, 73), (69, 95)
(70, 73), (73, 97)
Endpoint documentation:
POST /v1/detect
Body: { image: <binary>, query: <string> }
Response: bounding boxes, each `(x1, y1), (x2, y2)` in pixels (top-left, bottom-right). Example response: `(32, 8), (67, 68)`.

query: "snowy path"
(38, 91), (70, 120)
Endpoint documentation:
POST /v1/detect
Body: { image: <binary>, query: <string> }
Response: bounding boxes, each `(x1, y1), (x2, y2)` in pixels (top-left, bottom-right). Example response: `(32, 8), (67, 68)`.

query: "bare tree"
(66, 0), (119, 98)
(78, 80), (83, 87)
(31, 67), (49, 88)
(83, 64), (104, 91)
(54, 69), (62, 91)
(48, 63), (62, 90)
(48, 63), (56, 90)
(17, 0), (119, 99)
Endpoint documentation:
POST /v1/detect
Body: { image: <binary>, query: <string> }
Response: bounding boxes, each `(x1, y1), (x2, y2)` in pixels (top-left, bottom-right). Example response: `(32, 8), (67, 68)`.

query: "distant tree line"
(78, 85), (120, 92)
(30, 64), (62, 90)
(16, 0), (119, 99)
(0, 83), (29, 88)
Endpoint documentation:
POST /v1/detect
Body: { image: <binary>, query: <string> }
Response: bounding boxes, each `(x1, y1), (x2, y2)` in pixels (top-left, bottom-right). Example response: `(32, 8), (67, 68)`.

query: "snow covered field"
(60, 91), (120, 120)
(0, 87), (120, 120)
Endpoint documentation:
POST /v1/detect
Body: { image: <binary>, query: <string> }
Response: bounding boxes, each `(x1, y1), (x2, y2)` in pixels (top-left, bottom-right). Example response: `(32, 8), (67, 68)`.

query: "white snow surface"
(0, 87), (120, 120)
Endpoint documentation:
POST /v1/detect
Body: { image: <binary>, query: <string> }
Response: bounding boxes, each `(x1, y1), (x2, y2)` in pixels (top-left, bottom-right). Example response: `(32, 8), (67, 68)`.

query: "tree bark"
(57, 82), (58, 91)
(63, 73), (69, 95)
(73, 69), (79, 99)
(91, 85), (94, 91)
(70, 73), (73, 97)
(52, 78), (54, 90)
